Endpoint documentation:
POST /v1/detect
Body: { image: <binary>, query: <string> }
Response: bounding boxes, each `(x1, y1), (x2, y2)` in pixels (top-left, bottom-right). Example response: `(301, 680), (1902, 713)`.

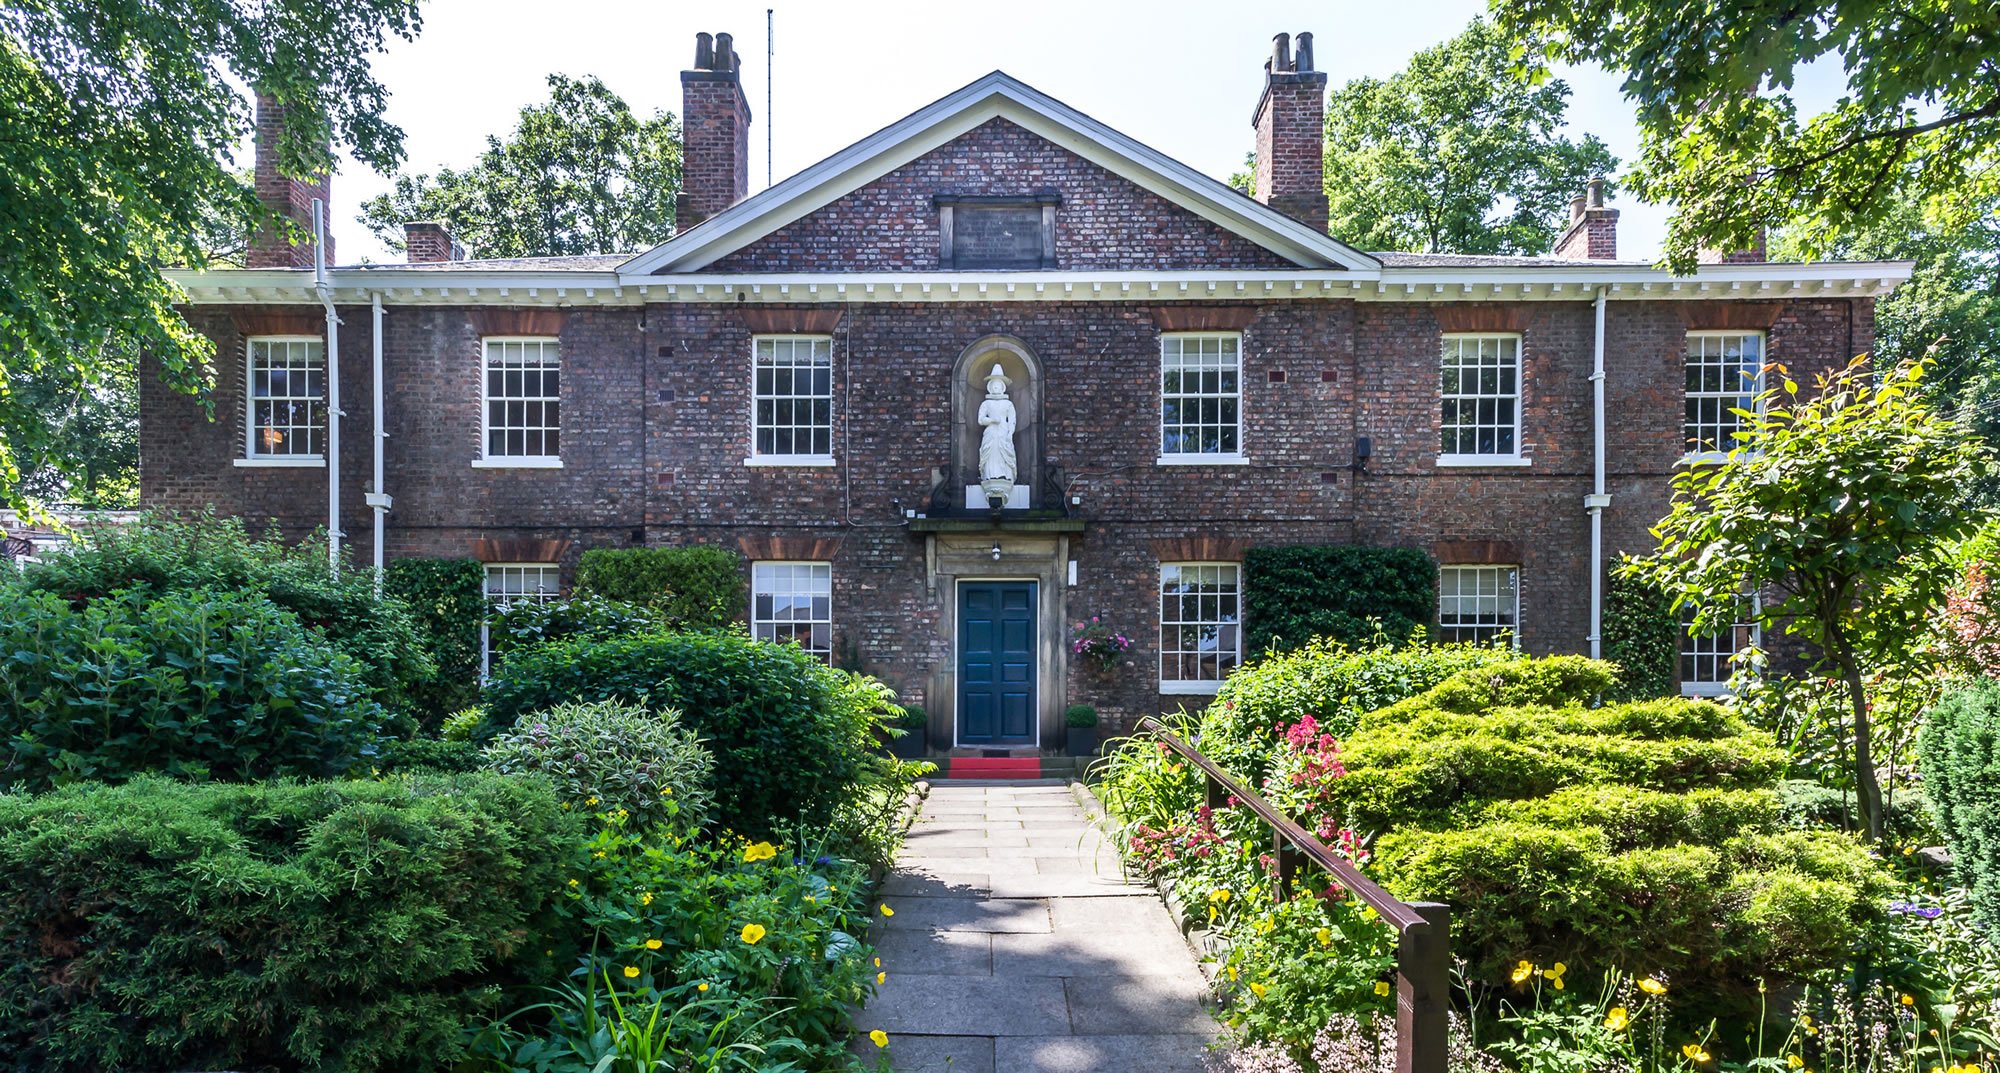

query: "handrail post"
(1273, 832), (1301, 903)
(1204, 771), (1228, 813)
(1396, 902), (1451, 1073)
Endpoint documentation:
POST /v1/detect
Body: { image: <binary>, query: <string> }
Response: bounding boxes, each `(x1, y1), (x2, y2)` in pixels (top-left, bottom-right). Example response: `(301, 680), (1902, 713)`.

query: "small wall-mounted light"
(1351, 436), (1373, 473)
(990, 543), (1003, 562)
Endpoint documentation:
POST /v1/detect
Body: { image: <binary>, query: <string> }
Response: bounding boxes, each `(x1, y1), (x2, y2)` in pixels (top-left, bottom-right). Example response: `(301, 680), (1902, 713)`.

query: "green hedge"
(0, 587), (389, 788)
(574, 545), (743, 628)
(384, 557), (486, 722)
(1315, 658), (1887, 1014)
(0, 774), (578, 1073)
(484, 630), (876, 836)
(1602, 569), (1681, 700)
(15, 513), (432, 710)
(1921, 680), (2000, 934)
(1242, 545), (1435, 655)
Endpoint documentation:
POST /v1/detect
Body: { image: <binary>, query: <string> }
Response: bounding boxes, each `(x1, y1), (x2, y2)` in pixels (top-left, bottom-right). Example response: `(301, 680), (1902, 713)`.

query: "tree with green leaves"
(0, 0), (423, 519)
(1322, 17), (1617, 255)
(1773, 190), (2000, 508)
(1621, 358), (1993, 842)
(358, 75), (680, 259)
(1495, 0), (2000, 268)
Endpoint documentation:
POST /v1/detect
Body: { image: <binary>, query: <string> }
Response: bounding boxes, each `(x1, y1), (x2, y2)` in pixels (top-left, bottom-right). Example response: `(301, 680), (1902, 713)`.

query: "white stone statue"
(976, 364), (1018, 499)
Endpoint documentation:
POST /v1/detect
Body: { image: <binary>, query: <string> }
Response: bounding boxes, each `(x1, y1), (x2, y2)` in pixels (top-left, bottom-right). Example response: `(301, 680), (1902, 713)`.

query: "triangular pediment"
(618, 72), (1377, 276)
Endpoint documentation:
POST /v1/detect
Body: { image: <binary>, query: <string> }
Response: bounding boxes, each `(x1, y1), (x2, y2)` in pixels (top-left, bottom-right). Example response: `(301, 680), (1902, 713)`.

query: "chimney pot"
(678, 31), (753, 233)
(1569, 194), (1587, 225)
(1295, 32), (1315, 72)
(1554, 182), (1619, 260)
(1586, 177), (1606, 208)
(1270, 33), (1292, 74)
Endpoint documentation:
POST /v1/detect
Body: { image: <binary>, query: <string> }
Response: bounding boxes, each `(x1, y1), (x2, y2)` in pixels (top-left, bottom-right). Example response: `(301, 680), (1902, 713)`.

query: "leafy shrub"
(0, 587), (389, 788)
(0, 774), (577, 1073)
(1601, 569), (1680, 700)
(490, 592), (668, 657)
(473, 814), (878, 1069)
(377, 736), (483, 774)
(1322, 660), (1888, 1012)
(16, 513), (433, 709)
(483, 700), (716, 829)
(384, 557), (485, 720)
(1921, 680), (2000, 933)
(1242, 545), (1437, 654)
(1067, 703), (1098, 728)
(573, 546), (744, 628)
(485, 631), (877, 835)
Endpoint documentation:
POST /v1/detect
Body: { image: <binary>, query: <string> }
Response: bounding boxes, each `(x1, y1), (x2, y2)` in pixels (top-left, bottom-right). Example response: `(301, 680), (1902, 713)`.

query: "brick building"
(146, 31), (1910, 750)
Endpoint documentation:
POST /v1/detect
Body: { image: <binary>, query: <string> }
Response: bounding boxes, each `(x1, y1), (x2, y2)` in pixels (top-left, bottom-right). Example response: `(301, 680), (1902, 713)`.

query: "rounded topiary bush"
(483, 700), (715, 828)
(485, 631), (875, 835)
(0, 586), (389, 787)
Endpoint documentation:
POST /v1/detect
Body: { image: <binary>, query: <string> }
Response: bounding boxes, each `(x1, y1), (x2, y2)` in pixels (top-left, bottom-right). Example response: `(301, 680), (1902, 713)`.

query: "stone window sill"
(744, 455), (836, 468)
(1156, 453), (1247, 467)
(1436, 454), (1531, 468)
(235, 457), (325, 468)
(1679, 451), (1731, 466)
(1159, 680), (1224, 695)
(472, 457), (564, 469)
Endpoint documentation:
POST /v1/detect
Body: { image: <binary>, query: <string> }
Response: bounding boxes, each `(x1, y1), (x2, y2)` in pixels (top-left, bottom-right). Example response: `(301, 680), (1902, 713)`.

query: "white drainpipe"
(365, 292), (392, 594)
(313, 199), (343, 576)
(1585, 286), (1612, 658)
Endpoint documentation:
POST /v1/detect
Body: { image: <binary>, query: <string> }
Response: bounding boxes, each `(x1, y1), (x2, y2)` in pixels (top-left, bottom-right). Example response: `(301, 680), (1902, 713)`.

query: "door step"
(932, 756), (1092, 780)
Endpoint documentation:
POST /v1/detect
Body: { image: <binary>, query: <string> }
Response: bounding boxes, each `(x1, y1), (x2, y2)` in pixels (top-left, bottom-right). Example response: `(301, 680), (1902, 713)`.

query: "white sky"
(324, 0), (1842, 265)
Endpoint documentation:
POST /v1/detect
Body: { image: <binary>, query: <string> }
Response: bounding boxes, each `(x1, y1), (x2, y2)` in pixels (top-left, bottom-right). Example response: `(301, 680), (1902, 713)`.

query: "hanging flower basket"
(1070, 616), (1132, 672)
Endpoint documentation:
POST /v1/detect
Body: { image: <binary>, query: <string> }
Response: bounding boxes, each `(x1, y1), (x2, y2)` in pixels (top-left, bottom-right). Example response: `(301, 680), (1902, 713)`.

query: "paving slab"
(876, 895), (1052, 933)
(861, 1034), (996, 1073)
(867, 973), (1070, 1036)
(1064, 975), (1215, 1035)
(872, 928), (994, 976)
(990, 927), (1203, 978)
(987, 871), (1152, 899)
(993, 1033), (1217, 1073)
(878, 870), (993, 898)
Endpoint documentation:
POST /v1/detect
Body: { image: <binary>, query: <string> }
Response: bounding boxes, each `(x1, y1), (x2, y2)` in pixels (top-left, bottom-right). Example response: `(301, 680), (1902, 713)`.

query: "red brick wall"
(142, 294), (1871, 736)
(247, 94), (333, 270)
(703, 119), (1297, 272)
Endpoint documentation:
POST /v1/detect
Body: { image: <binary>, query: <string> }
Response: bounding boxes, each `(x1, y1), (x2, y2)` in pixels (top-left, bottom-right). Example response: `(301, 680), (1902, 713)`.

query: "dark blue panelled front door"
(958, 581), (1038, 746)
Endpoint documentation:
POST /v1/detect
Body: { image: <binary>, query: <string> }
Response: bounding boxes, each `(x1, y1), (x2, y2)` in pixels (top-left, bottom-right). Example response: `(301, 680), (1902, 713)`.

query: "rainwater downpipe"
(313, 199), (343, 577)
(365, 292), (392, 594)
(1585, 286), (1612, 659)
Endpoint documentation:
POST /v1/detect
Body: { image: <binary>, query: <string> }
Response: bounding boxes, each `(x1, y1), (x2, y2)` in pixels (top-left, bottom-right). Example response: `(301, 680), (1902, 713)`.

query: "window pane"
(1436, 565), (1519, 646)
(1160, 334), (1243, 456)
(1683, 333), (1763, 453)
(247, 338), (326, 457)
(1159, 563), (1241, 683)
(1439, 335), (1521, 458)
(751, 336), (833, 458)
(482, 338), (562, 458)
(750, 561), (833, 662)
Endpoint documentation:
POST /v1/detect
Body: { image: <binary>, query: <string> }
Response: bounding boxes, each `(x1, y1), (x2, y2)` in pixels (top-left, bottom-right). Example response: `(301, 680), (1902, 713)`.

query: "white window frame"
(474, 336), (564, 468)
(1679, 597), (1761, 697)
(751, 561), (834, 662)
(1158, 562), (1243, 693)
(747, 335), (835, 467)
(1158, 333), (1246, 465)
(1437, 564), (1521, 647)
(1437, 333), (1529, 467)
(1682, 330), (1766, 463)
(238, 335), (327, 467)
(481, 562), (562, 677)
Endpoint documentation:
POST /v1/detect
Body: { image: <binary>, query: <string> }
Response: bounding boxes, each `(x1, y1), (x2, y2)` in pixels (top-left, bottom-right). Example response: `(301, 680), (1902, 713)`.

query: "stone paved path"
(857, 780), (1217, 1073)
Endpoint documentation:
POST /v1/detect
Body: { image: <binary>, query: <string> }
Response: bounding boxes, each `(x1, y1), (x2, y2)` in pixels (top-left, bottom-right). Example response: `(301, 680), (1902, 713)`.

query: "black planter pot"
(1066, 726), (1097, 757)
(890, 726), (929, 759)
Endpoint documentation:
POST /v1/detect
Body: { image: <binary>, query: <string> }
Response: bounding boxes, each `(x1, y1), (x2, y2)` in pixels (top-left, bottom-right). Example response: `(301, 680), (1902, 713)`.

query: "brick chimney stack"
(1698, 229), (1769, 264)
(247, 92), (335, 269)
(1251, 32), (1329, 235)
(403, 221), (466, 263)
(1553, 178), (1620, 260)
(677, 31), (752, 232)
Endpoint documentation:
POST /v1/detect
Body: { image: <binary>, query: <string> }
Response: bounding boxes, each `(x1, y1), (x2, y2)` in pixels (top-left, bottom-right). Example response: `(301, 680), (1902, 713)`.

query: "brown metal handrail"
(1137, 716), (1450, 1073)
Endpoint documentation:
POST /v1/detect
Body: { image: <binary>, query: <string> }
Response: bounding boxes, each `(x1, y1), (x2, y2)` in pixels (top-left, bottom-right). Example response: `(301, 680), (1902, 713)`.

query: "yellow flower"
(1227, 965), (1239, 982)
(1256, 918), (1274, 935)
(1511, 960), (1537, 984)
(1208, 889), (1232, 904)
(880, 904), (895, 917)
(743, 841), (778, 863)
(1360, 905), (1379, 921)
(874, 957), (882, 968)
(623, 965), (640, 979)
(697, 982), (709, 992)
(567, 878), (579, 888)
(1901, 994), (1916, 1007)
(585, 796), (598, 806)
(662, 786), (673, 795)
(1248, 981), (1268, 999)
(1543, 962), (1567, 990)
(869, 1030), (890, 1048)
(1606, 1007), (1630, 1032)
(640, 891), (654, 906)
(1788, 1057), (1804, 1070)
(804, 895), (817, 904)
(1315, 927), (1333, 947)
(1639, 977), (1668, 996)
(644, 938), (662, 951)
(740, 923), (767, 944)
(1375, 981), (1392, 997)
(878, 971), (887, 984)
(1683, 1044), (1712, 1064)
(592, 851), (606, 859)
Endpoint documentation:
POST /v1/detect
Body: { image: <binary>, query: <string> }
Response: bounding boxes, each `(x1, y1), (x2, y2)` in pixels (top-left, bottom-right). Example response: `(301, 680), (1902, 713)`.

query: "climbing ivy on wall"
(1242, 545), (1436, 655)
(1602, 567), (1681, 700)
(385, 557), (487, 723)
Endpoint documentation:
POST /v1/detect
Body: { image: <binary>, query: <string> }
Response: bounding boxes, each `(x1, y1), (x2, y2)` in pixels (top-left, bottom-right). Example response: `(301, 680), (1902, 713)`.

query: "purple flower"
(1888, 901), (1945, 919)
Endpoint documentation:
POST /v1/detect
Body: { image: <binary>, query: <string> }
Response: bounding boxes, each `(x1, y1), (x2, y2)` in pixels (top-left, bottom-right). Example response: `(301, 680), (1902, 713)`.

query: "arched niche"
(949, 335), (1044, 507)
